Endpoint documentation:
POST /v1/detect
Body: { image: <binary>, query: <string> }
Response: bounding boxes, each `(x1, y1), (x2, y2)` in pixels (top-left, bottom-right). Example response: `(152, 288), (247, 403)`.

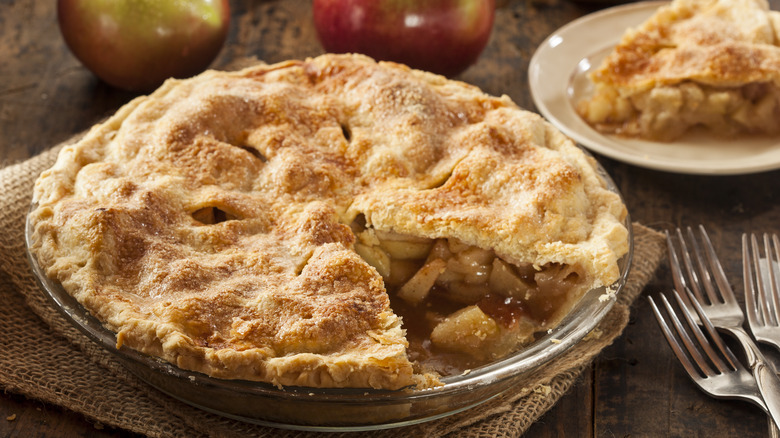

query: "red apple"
(313, 0), (495, 77)
(58, 0), (230, 92)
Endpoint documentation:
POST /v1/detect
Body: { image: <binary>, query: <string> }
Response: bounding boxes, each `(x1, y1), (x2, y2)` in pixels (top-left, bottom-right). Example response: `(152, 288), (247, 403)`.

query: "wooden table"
(2, 0), (779, 436)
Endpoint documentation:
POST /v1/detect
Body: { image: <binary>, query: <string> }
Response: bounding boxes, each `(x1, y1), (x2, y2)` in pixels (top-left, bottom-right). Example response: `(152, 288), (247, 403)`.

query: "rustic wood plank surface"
(1, 0), (779, 436)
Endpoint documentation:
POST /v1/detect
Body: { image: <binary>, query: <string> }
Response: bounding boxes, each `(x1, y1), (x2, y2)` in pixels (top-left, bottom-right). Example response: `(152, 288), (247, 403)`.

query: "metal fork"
(649, 290), (768, 412)
(744, 233), (780, 352)
(666, 226), (743, 327)
(667, 225), (780, 428)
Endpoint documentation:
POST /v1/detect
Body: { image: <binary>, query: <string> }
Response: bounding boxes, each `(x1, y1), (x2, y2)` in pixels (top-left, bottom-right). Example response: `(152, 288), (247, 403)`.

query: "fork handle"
(727, 327), (780, 428)
(756, 361), (780, 429)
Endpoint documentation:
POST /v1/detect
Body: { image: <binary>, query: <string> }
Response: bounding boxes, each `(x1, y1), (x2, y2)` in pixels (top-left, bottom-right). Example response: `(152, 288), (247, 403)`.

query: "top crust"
(591, 0), (780, 90)
(29, 54), (628, 389)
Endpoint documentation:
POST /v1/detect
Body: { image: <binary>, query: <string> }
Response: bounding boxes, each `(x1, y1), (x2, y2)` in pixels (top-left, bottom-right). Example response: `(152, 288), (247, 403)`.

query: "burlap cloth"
(0, 140), (666, 437)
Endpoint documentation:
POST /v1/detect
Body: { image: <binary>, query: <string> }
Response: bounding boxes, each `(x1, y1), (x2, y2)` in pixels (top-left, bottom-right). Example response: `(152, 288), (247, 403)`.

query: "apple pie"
(29, 54), (629, 390)
(578, 0), (780, 141)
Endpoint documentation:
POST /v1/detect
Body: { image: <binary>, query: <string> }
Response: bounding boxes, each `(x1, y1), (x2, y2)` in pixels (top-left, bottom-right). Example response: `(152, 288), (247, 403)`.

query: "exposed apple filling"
(579, 81), (780, 141)
(352, 225), (586, 376)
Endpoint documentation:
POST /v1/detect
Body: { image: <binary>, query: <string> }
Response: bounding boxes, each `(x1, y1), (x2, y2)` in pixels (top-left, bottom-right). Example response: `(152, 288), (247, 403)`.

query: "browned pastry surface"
(30, 54), (628, 389)
(578, 0), (780, 140)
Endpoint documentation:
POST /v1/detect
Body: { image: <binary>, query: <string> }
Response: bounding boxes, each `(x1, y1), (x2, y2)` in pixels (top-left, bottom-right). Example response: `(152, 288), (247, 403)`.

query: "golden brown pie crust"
(30, 54), (628, 389)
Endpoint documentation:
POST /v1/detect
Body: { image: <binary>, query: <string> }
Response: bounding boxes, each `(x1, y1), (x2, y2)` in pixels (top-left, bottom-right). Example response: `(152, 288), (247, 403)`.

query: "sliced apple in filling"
(352, 224), (590, 371)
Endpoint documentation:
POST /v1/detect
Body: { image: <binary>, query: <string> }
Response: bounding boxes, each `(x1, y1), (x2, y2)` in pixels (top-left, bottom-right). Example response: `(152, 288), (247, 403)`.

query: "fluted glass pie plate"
(25, 164), (633, 432)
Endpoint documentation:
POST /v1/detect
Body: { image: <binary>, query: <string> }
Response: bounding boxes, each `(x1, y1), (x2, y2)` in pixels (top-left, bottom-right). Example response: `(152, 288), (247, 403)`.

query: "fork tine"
(757, 233), (780, 326)
(747, 233), (778, 327)
(764, 234), (780, 325)
(678, 288), (741, 370)
(649, 295), (710, 378)
(769, 234), (780, 325)
(666, 230), (686, 293)
(744, 233), (764, 328)
(667, 291), (726, 373)
(667, 229), (697, 310)
(682, 226), (719, 304)
(697, 225), (738, 305)
(760, 234), (778, 326)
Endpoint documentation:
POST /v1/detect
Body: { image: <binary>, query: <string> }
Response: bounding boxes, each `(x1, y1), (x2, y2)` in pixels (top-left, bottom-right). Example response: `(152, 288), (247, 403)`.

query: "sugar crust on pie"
(30, 54), (629, 390)
(578, 0), (780, 141)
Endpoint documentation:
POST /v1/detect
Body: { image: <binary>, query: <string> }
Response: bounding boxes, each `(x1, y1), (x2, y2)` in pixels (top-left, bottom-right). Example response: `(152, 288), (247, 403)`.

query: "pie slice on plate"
(29, 54), (629, 390)
(578, 0), (780, 141)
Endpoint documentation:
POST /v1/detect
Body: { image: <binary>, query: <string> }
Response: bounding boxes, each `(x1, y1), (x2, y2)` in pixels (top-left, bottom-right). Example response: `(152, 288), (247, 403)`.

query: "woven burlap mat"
(0, 140), (666, 437)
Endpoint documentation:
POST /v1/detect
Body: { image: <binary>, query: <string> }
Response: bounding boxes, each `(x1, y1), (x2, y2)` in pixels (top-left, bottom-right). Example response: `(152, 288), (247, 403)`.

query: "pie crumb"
(584, 328), (603, 341)
(533, 385), (552, 396)
(599, 285), (618, 302)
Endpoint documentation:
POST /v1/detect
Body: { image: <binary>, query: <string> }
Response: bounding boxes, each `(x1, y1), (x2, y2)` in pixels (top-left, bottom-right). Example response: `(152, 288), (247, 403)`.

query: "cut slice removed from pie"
(578, 0), (780, 141)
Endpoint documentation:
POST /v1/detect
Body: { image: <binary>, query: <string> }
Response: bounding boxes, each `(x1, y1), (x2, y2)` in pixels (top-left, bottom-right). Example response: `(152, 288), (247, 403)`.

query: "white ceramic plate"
(529, 1), (780, 175)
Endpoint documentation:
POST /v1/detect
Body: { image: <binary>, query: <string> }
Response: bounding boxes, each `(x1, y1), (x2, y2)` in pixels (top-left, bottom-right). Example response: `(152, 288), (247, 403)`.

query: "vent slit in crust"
(235, 144), (267, 162)
(340, 123), (352, 142)
(191, 206), (240, 225)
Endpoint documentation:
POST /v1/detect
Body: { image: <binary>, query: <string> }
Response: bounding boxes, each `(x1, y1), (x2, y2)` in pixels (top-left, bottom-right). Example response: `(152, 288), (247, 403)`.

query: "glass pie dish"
(25, 163), (633, 432)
